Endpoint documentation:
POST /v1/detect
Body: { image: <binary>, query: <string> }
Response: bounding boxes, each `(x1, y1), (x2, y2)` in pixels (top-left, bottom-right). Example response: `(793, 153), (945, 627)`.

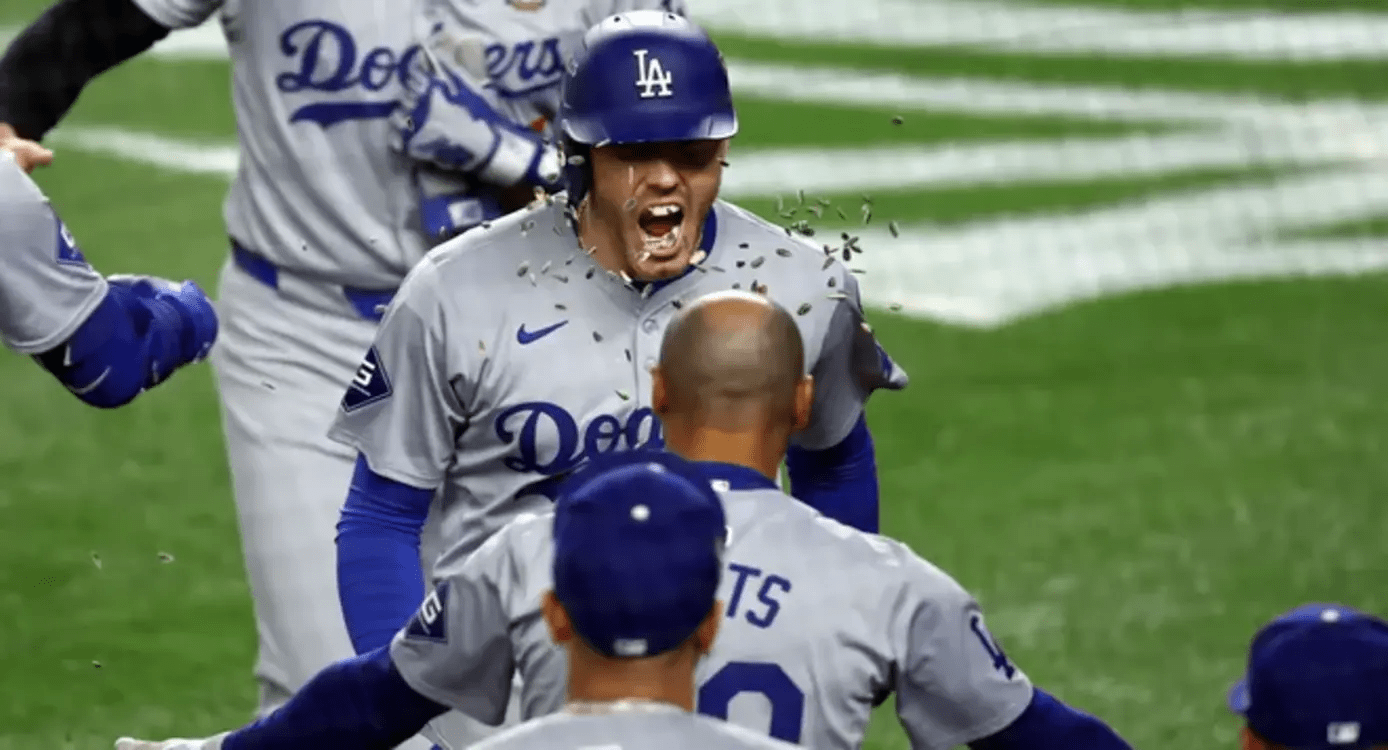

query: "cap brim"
(1227, 678), (1251, 714)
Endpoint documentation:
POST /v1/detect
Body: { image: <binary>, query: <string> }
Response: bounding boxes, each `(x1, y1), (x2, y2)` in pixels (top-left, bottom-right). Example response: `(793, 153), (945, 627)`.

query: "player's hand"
(107, 275), (219, 364)
(115, 732), (229, 750)
(0, 123), (54, 173)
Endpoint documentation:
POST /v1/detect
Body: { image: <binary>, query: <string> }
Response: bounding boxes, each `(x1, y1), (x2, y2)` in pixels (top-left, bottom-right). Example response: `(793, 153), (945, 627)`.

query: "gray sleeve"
(0, 159), (108, 354)
(129, 0), (222, 30)
(328, 261), (468, 488)
(892, 557), (1033, 750)
(390, 532), (517, 725)
(792, 270), (909, 450)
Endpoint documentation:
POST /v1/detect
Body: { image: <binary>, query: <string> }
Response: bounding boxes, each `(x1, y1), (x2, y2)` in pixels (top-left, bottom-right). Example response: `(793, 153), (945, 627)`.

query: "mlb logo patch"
(404, 582), (450, 643)
(54, 217), (89, 267)
(1328, 723), (1360, 745)
(341, 347), (392, 413)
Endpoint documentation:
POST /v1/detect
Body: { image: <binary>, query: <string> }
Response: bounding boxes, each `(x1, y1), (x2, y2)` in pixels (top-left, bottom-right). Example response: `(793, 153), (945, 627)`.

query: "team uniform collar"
(692, 460), (779, 491)
(564, 698), (686, 715)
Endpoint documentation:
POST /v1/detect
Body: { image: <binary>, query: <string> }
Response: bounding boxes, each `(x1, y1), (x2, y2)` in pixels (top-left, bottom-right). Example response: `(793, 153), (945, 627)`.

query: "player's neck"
(565, 652), (697, 711)
(667, 425), (788, 482)
(575, 200), (630, 278)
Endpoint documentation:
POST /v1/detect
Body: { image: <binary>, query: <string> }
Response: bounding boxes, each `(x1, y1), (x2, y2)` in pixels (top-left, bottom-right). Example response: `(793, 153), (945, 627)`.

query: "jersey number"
(698, 662), (804, 743)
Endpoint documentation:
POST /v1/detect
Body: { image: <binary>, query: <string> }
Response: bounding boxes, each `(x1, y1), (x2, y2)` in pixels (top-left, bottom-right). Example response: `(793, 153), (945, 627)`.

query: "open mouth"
(638, 203), (685, 255)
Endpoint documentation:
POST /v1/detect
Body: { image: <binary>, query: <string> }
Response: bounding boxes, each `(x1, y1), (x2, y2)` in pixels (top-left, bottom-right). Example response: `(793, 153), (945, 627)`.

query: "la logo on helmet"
(633, 49), (673, 98)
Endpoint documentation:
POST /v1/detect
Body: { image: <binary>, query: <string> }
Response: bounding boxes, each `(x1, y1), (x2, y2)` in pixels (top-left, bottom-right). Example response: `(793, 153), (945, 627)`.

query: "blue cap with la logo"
(1229, 603), (1388, 749)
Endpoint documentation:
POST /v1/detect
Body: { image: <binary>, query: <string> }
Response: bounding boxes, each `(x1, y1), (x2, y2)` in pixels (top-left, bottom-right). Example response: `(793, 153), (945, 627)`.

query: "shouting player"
(0, 0), (675, 734)
(108, 291), (1128, 750)
(1227, 604), (1388, 750)
(0, 150), (216, 407)
(331, 11), (907, 685)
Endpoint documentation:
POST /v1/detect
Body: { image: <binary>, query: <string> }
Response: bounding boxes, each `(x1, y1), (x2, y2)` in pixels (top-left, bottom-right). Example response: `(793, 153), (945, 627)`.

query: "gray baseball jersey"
(468, 705), (801, 750)
(0, 154), (108, 355)
(329, 197), (908, 572)
(130, 0), (678, 288)
(390, 485), (1034, 750)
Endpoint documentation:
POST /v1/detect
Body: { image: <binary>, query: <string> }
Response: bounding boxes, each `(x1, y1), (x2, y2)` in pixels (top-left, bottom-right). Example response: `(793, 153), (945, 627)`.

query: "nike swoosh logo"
(517, 320), (568, 345)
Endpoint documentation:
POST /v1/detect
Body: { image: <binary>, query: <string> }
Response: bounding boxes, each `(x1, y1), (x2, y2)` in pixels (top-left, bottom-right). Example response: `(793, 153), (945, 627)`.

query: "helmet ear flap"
(562, 138), (593, 210)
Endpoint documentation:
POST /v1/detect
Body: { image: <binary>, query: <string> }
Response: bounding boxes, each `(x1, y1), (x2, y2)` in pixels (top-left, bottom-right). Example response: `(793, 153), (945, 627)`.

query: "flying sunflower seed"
(779, 209), (797, 219)
(554, 274), (569, 283)
(641, 284), (655, 299)
(593, 331), (603, 342)
(809, 205), (823, 218)
(479, 340), (486, 353)
(640, 251), (652, 262)
(556, 303), (567, 310)
(842, 247), (852, 262)
(92, 661), (102, 669)
(528, 273), (537, 286)
(797, 303), (812, 316)
(567, 154), (586, 166)
(797, 189), (805, 205)
(850, 268), (867, 274)
(891, 115), (904, 125)
(835, 207), (847, 220)
(709, 265), (726, 273)
(91, 552), (102, 570)
(516, 261), (529, 276)
(822, 255), (835, 270)
(158, 552), (175, 563)
(672, 299), (683, 309)
(539, 260), (552, 275)
(862, 206), (872, 225)
(625, 349), (632, 362)
(624, 198), (638, 212)
(889, 303), (903, 312)
(585, 267), (596, 279)
(862, 194), (872, 203)
(827, 276), (837, 288)
(720, 159), (730, 167)
(736, 260), (746, 268)
(889, 221), (900, 238)
(615, 389), (630, 401)
(775, 195), (785, 212)
(776, 247), (792, 258)
(738, 242), (750, 249)
(732, 282), (742, 289)
(827, 292), (849, 301)
(751, 256), (765, 268)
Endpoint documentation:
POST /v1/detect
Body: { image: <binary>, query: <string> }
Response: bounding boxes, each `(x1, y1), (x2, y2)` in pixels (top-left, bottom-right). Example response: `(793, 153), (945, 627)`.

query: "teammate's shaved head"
(657, 290), (805, 430)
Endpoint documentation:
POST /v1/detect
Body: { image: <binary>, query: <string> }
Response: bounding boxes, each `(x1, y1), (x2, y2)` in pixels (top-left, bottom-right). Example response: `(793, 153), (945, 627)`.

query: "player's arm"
(890, 556), (1132, 750)
(0, 161), (216, 407)
(328, 261), (471, 655)
(114, 541), (523, 750)
(787, 269), (908, 533)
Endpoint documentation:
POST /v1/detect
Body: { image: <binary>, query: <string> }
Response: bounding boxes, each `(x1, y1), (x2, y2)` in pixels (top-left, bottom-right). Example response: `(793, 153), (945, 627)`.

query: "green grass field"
(3, 0), (1387, 748)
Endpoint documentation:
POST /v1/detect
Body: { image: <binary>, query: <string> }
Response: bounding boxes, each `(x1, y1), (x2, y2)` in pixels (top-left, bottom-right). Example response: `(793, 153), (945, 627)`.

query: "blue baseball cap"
(1229, 603), (1388, 749)
(552, 451), (728, 659)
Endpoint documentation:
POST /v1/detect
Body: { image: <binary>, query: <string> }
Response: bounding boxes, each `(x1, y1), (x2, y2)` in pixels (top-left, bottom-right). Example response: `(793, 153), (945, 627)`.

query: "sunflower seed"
(624, 198), (638, 212)
(615, 389), (630, 401)
(736, 260), (746, 268)
(827, 276), (837, 288)
(540, 260), (552, 275)
(842, 247), (852, 262)
(553, 274), (568, 283)
(822, 255), (835, 270)
(889, 221), (900, 238)
(593, 331), (603, 342)
(835, 207), (847, 220)
(625, 349), (632, 362)
(586, 267), (596, 279)
(775, 247), (792, 258)
(738, 242), (749, 249)
(891, 115), (904, 125)
(516, 261), (530, 276)
(862, 206), (872, 225)
(556, 303), (567, 310)
(751, 256), (765, 268)
(672, 299), (683, 309)
(567, 154), (586, 166)
(775, 195), (785, 212)
(732, 282), (742, 289)
(827, 292), (849, 301)
(91, 552), (102, 570)
(889, 303), (902, 312)
(479, 340), (486, 353)
(158, 552), (175, 563)
(797, 303), (812, 315)
(797, 189), (805, 205)
(850, 268), (867, 274)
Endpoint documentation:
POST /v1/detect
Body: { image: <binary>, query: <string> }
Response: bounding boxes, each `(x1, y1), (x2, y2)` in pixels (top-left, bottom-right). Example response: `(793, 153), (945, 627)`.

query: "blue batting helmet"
(558, 10), (738, 204)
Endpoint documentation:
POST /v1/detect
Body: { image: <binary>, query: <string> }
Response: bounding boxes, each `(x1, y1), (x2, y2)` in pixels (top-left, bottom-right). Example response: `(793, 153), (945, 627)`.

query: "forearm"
(968, 689), (1132, 750)
(35, 279), (216, 408)
(786, 414), (880, 533)
(337, 455), (435, 654)
(0, 0), (170, 140)
(222, 647), (448, 750)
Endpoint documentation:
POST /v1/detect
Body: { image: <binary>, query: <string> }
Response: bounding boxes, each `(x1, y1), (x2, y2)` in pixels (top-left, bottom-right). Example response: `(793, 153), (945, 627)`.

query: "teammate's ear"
(651, 366), (668, 415)
(694, 600), (724, 655)
(793, 375), (814, 431)
(541, 591), (574, 645)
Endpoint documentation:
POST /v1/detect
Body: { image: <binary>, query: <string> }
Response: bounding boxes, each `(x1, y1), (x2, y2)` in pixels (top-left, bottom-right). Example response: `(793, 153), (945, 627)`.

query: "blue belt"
(231, 241), (397, 322)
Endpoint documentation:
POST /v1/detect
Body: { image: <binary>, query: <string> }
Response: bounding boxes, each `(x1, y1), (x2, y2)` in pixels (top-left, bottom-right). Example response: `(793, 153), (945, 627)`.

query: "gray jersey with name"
(131, 0), (675, 287)
(0, 155), (108, 354)
(390, 487), (1034, 750)
(470, 706), (800, 750)
(329, 196), (908, 575)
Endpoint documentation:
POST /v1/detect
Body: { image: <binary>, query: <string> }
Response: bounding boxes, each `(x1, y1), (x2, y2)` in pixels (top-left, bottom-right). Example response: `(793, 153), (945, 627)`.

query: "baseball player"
(107, 290), (1128, 750)
(1228, 603), (1388, 750)
(0, 0), (675, 730)
(460, 453), (801, 750)
(332, 10), (906, 677)
(0, 150), (216, 406)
